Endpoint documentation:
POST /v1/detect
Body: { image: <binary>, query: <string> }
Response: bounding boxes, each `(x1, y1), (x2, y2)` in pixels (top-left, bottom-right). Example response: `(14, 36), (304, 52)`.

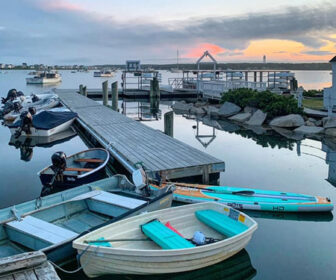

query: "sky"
(0, 0), (336, 64)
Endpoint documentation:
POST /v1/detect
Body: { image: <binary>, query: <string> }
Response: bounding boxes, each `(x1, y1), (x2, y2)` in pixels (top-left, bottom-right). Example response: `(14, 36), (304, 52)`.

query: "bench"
(141, 220), (195, 249)
(90, 191), (146, 209)
(6, 216), (78, 247)
(74, 158), (104, 163)
(195, 209), (248, 237)
(65, 167), (93, 173)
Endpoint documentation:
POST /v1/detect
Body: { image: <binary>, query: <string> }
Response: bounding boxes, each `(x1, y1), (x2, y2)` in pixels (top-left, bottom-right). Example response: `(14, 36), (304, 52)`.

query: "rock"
(206, 106), (220, 119)
(172, 101), (193, 114)
(294, 125), (324, 135)
(269, 114), (304, 128)
(308, 117), (317, 123)
(325, 128), (336, 137)
(323, 117), (336, 128)
(245, 109), (267, 126)
(218, 102), (241, 118)
(315, 120), (323, 127)
(190, 106), (206, 116)
(217, 120), (240, 132)
(272, 127), (305, 140)
(305, 120), (316, 127)
(244, 106), (257, 114)
(229, 112), (251, 122)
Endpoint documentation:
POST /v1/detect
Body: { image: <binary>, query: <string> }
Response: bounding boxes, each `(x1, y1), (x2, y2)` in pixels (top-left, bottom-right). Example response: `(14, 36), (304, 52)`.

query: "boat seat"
(90, 191), (146, 209)
(195, 210), (248, 237)
(74, 158), (104, 163)
(141, 220), (195, 249)
(65, 167), (93, 173)
(6, 216), (78, 245)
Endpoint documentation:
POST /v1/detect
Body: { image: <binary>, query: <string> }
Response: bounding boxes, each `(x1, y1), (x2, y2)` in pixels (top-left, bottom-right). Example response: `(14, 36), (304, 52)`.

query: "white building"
(323, 56), (336, 115)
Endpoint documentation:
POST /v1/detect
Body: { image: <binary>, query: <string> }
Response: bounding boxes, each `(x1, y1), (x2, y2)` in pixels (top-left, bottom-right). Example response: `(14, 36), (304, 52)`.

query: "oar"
(84, 238), (150, 244)
(171, 183), (255, 196)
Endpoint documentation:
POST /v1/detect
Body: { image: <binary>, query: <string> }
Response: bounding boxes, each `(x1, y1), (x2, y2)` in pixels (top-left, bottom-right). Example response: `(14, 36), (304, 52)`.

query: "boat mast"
(177, 49), (179, 70)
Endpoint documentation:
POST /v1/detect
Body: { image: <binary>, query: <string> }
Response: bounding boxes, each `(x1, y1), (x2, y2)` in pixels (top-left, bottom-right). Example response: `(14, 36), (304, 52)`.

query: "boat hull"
(26, 77), (62, 84)
(9, 118), (75, 137)
(73, 202), (257, 276)
(150, 183), (333, 212)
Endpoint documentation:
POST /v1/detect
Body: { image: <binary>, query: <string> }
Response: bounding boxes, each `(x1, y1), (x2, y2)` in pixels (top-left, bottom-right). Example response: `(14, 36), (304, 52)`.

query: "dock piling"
(164, 111), (174, 137)
(83, 86), (87, 97)
(102, 81), (108, 106)
(79, 84), (83, 95)
(111, 81), (118, 111)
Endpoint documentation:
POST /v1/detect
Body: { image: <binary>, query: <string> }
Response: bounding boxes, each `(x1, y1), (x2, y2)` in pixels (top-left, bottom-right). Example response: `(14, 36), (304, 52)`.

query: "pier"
(55, 89), (225, 182)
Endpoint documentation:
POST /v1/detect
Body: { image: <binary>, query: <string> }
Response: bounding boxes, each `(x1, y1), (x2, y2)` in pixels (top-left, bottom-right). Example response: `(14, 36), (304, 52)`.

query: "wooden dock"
(0, 252), (59, 280)
(55, 89), (225, 182)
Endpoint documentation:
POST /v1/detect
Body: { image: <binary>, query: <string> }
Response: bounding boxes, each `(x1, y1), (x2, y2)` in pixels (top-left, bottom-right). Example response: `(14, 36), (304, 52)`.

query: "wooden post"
(79, 84), (83, 95)
(111, 81), (118, 111)
(83, 86), (87, 97)
(260, 71), (263, 82)
(164, 111), (174, 137)
(150, 77), (160, 99)
(254, 72), (257, 82)
(245, 71), (248, 81)
(202, 166), (210, 184)
(102, 80), (108, 106)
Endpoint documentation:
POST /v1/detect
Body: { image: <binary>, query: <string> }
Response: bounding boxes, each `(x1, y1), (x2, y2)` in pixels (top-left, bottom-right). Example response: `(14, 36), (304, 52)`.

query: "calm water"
(0, 70), (335, 279)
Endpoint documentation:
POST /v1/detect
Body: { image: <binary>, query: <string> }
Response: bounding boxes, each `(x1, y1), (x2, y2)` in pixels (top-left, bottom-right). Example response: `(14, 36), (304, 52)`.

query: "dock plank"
(56, 90), (225, 179)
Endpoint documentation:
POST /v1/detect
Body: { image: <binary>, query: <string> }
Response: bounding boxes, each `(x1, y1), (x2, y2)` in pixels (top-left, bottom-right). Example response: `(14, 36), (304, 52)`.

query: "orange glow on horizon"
(184, 43), (225, 58)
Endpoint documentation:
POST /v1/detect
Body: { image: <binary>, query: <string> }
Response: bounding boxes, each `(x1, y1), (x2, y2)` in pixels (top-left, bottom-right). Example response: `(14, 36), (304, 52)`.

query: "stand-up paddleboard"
(150, 183), (333, 212)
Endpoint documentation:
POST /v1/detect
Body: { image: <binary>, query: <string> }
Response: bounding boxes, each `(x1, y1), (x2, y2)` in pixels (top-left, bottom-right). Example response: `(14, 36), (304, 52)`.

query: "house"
(323, 56), (336, 115)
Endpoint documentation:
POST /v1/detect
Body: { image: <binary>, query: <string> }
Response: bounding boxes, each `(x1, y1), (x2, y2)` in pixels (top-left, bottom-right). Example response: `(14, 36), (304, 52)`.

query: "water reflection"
(59, 249), (256, 280)
(121, 100), (161, 121)
(8, 129), (77, 162)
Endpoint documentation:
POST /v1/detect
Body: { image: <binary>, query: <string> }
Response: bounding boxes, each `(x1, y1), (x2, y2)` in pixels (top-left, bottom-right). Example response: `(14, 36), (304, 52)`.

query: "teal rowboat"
(150, 183), (333, 212)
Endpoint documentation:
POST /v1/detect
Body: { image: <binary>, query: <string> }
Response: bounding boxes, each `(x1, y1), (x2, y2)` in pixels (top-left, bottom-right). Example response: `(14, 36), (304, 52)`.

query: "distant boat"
(150, 183), (333, 212)
(0, 175), (173, 263)
(73, 202), (257, 276)
(94, 70), (114, 77)
(8, 110), (77, 138)
(26, 71), (62, 84)
(38, 148), (110, 188)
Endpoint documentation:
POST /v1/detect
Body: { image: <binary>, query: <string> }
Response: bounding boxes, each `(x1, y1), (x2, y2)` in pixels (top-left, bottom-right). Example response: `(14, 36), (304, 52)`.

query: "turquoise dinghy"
(0, 175), (173, 264)
(150, 183), (333, 212)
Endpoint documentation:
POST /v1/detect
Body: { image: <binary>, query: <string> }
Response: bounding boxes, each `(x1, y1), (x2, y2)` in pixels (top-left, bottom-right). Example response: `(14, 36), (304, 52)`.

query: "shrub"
(303, 89), (323, 97)
(220, 88), (303, 119)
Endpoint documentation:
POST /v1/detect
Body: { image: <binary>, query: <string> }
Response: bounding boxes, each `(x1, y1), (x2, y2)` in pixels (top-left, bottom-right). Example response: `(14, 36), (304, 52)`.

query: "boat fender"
(192, 231), (206, 245)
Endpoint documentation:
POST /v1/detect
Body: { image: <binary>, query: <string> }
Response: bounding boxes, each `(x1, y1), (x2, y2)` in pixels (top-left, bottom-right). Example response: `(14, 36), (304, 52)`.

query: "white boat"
(26, 71), (62, 84)
(73, 202), (257, 277)
(8, 110), (77, 137)
(170, 68), (182, 73)
(3, 94), (59, 122)
(94, 70), (114, 77)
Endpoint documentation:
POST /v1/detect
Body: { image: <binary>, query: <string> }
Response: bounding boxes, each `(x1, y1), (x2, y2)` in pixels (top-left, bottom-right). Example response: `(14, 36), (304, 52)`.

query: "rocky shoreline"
(172, 100), (336, 138)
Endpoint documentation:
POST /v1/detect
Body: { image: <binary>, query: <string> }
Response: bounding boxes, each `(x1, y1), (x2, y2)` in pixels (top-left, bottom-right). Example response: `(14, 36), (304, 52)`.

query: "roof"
(330, 56), (336, 63)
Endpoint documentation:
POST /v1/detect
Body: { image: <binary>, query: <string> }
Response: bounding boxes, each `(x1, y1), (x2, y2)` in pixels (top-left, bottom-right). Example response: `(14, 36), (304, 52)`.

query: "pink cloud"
(39, 0), (83, 12)
(184, 43), (225, 58)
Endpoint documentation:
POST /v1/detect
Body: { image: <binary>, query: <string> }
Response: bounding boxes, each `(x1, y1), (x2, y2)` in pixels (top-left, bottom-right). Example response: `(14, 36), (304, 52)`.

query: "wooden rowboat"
(150, 183), (333, 212)
(73, 202), (257, 277)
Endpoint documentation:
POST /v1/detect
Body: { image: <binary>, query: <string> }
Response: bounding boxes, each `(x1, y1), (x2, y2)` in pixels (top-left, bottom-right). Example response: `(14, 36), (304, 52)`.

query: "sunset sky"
(0, 0), (335, 64)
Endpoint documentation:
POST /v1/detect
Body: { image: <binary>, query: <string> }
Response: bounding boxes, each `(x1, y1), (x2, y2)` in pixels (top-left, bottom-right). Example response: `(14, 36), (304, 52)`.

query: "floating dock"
(0, 252), (59, 280)
(55, 89), (225, 182)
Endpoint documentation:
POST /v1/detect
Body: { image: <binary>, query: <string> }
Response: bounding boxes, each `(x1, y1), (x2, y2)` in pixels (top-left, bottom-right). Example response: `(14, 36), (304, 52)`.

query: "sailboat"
(170, 49), (182, 73)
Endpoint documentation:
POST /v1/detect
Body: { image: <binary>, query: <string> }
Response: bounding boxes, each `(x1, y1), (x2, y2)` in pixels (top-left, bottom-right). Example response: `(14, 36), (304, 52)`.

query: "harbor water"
(0, 70), (335, 279)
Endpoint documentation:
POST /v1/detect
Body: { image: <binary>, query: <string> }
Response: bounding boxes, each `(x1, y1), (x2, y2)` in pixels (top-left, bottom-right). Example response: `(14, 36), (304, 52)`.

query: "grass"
(302, 98), (324, 110)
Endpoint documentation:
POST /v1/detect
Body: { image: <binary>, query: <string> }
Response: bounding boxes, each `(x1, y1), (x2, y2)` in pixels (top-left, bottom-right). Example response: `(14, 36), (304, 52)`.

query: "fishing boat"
(26, 71), (62, 84)
(39, 148), (109, 188)
(73, 202), (257, 276)
(150, 183), (333, 212)
(0, 175), (174, 263)
(3, 94), (60, 122)
(8, 110), (77, 138)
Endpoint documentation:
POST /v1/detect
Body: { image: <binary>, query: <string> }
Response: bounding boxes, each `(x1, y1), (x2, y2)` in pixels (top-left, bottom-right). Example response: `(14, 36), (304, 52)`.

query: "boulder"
(294, 126), (324, 135)
(218, 102), (241, 118)
(172, 101), (193, 114)
(323, 117), (336, 128)
(190, 106), (206, 116)
(308, 117), (317, 123)
(206, 106), (220, 119)
(269, 114), (304, 128)
(325, 128), (336, 137)
(315, 120), (323, 127)
(244, 106), (258, 114)
(305, 120), (316, 127)
(229, 112), (251, 122)
(245, 109), (267, 126)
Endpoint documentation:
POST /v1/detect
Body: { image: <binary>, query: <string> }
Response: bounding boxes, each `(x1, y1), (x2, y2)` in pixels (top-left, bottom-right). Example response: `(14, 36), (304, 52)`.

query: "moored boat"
(38, 148), (109, 188)
(150, 183), (333, 212)
(0, 175), (174, 263)
(26, 71), (62, 84)
(93, 70), (114, 77)
(73, 201), (257, 277)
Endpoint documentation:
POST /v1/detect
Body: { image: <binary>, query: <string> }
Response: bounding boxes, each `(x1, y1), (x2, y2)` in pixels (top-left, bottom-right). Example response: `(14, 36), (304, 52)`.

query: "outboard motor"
(31, 94), (40, 103)
(1, 89), (17, 104)
(28, 107), (36, 116)
(14, 111), (33, 138)
(16, 91), (24, 97)
(1, 101), (14, 117)
(48, 152), (67, 187)
(13, 101), (22, 113)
